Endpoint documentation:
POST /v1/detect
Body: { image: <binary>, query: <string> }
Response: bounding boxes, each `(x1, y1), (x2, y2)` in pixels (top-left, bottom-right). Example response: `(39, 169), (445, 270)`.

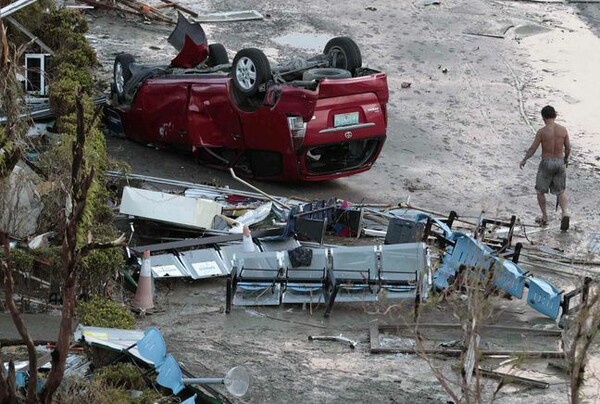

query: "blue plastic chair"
(492, 258), (526, 299)
(156, 353), (197, 403)
(135, 327), (167, 368)
(527, 277), (562, 320)
(157, 354), (185, 394)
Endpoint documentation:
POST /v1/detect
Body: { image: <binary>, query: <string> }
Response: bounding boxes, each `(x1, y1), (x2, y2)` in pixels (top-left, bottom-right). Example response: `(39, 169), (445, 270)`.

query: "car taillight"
(382, 103), (388, 126)
(287, 116), (307, 150)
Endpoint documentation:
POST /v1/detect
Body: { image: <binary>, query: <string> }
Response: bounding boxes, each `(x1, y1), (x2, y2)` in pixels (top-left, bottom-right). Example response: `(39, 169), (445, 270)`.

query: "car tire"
(302, 68), (352, 81)
(232, 48), (271, 97)
(207, 43), (229, 67)
(114, 53), (136, 102)
(324, 37), (362, 76)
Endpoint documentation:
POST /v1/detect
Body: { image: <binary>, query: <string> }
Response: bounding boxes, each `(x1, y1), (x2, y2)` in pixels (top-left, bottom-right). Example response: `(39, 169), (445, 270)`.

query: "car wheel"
(207, 43), (229, 67)
(302, 68), (352, 81)
(114, 53), (135, 102)
(232, 48), (271, 97)
(324, 37), (362, 76)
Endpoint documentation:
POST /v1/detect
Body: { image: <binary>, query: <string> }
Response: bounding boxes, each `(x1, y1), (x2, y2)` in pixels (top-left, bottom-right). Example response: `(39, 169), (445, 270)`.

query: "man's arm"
(520, 131), (542, 169)
(564, 131), (571, 166)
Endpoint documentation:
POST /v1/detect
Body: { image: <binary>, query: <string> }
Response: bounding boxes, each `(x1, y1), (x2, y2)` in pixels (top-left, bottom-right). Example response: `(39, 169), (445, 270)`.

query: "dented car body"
(106, 15), (389, 181)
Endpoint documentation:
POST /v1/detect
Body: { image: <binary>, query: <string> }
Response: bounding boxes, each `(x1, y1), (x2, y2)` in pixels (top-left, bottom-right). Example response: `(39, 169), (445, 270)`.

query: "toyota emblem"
(344, 131), (353, 139)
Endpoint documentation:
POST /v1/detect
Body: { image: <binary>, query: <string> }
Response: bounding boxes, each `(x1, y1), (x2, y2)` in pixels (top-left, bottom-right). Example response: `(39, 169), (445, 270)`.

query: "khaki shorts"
(535, 158), (566, 195)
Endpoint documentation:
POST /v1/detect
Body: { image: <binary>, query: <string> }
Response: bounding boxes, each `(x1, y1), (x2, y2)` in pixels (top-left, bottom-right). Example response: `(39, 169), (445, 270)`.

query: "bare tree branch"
(1, 232), (37, 402)
(78, 234), (127, 257)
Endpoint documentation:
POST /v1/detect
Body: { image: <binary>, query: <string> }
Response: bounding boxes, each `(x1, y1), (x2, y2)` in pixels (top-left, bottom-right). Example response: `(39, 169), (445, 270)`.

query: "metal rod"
(182, 377), (223, 384)
(106, 170), (280, 202)
(293, 205), (334, 217)
(396, 203), (478, 226)
(229, 168), (290, 209)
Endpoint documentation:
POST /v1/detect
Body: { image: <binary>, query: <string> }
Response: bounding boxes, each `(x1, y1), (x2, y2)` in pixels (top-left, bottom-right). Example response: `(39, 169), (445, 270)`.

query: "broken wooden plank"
(377, 323), (562, 336)
(157, 0), (198, 17)
(370, 323), (565, 358)
(77, 0), (150, 19)
(479, 367), (550, 388)
(452, 364), (551, 389)
(118, 0), (174, 23)
(130, 228), (282, 254)
(6, 17), (54, 55)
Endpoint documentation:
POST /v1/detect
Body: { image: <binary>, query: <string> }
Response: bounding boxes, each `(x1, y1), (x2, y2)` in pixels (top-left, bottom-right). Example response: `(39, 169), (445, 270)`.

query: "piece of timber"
(477, 367), (550, 389)
(370, 324), (564, 358)
(130, 228), (281, 253)
(157, 0), (198, 17)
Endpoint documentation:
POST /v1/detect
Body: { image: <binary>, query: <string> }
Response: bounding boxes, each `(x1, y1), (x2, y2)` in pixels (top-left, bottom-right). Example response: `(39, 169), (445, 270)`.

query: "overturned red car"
(105, 14), (389, 181)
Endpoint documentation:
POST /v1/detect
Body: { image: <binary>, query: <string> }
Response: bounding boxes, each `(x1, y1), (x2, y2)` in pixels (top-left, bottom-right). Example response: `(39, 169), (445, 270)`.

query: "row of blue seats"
(433, 232), (563, 320)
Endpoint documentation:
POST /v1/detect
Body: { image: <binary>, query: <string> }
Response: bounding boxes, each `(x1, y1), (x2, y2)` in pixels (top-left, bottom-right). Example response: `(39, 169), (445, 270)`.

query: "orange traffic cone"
(132, 249), (154, 310)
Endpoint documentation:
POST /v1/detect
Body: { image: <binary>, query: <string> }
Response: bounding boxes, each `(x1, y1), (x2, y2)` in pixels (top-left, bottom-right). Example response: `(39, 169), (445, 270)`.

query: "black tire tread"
(324, 37), (362, 76)
(207, 43), (229, 67)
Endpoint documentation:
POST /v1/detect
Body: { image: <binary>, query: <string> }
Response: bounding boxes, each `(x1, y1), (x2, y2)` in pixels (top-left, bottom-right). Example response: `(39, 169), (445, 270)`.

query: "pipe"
(106, 170), (276, 201)
(229, 168), (290, 209)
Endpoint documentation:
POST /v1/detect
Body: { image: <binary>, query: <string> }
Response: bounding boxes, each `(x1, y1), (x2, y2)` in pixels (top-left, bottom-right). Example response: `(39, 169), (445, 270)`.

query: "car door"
(139, 81), (189, 144)
(188, 81), (243, 150)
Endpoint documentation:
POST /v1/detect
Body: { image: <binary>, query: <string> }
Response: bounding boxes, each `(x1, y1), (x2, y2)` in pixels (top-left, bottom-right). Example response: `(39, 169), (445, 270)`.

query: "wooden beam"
(6, 17), (54, 55)
(158, 0), (198, 17)
(130, 228), (282, 253)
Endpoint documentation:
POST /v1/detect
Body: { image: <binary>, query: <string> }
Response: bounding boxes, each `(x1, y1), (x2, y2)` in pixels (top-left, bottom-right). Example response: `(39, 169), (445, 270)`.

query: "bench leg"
(324, 285), (339, 318)
(226, 277), (232, 314)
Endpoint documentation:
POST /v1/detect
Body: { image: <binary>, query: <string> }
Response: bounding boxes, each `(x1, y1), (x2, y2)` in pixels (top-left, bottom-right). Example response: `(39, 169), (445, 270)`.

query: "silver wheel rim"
(115, 62), (125, 94)
(235, 56), (257, 91)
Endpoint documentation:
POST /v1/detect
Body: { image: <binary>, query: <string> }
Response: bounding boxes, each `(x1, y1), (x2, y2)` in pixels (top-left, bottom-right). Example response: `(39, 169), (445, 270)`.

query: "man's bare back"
(537, 122), (570, 160)
(520, 109), (570, 168)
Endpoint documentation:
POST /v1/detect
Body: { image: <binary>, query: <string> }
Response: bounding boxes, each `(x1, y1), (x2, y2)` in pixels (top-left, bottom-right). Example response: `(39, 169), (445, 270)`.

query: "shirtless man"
(519, 105), (571, 230)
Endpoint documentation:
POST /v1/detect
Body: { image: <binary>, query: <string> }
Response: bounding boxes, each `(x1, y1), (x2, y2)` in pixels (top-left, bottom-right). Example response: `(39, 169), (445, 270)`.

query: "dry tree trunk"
(38, 91), (124, 403)
(38, 90), (94, 403)
(1, 232), (39, 403)
(0, 19), (39, 403)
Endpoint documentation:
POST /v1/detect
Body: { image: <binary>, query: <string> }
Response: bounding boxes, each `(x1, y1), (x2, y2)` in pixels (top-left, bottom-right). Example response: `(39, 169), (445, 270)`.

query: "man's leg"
(558, 192), (569, 230)
(537, 192), (548, 223)
(558, 192), (568, 217)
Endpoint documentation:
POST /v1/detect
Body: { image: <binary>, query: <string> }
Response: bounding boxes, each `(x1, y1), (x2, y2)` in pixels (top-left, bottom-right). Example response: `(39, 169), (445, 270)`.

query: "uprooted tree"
(0, 13), (125, 402)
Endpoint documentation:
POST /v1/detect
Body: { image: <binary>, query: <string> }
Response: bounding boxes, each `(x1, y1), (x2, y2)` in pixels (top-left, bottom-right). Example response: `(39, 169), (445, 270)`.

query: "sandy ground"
(78, 0), (600, 402)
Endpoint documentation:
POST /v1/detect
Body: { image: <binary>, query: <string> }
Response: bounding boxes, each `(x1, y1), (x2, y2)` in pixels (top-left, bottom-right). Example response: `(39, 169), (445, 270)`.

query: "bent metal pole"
(229, 168), (290, 209)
